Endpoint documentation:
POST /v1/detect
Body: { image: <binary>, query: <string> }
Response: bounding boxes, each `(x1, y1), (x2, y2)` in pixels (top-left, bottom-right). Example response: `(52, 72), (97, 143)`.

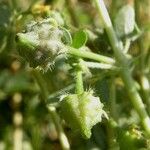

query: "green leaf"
(114, 5), (135, 38)
(60, 27), (72, 45)
(72, 30), (87, 48)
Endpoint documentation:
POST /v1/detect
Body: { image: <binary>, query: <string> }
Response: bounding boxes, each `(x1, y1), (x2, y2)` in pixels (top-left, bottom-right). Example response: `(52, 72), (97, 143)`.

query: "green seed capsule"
(16, 17), (71, 71)
(60, 91), (107, 139)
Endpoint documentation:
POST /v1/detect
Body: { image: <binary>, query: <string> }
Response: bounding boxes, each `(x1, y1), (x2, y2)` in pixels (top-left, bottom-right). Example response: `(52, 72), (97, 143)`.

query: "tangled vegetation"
(0, 0), (150, 149)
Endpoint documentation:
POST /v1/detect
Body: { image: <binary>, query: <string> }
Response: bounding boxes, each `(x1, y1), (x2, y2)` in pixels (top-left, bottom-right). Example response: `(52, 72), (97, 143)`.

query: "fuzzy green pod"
(16, 17), (72, 71)
(114, 5), (135, 38)
(60, 91), (107, 139)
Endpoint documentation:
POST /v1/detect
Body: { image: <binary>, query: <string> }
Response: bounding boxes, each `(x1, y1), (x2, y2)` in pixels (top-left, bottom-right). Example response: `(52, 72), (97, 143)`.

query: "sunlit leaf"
(72, 30), (87, 48)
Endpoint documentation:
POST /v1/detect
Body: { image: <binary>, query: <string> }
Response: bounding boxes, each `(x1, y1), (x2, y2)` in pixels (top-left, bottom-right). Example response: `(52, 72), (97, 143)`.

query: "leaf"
(60, 27), (72, 45)
(114, 5), (135, 38)
(72, 30), (87, 48)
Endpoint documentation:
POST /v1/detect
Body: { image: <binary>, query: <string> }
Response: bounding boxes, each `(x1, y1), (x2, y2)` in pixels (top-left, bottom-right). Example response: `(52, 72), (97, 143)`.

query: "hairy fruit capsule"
(60, 91), (107, 139)
(16, 17), (71, 71)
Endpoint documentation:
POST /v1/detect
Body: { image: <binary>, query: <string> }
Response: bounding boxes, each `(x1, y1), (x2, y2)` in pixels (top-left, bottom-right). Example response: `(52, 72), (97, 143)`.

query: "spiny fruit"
(16, 17), (71, 71)
(60, 91), (107, 139)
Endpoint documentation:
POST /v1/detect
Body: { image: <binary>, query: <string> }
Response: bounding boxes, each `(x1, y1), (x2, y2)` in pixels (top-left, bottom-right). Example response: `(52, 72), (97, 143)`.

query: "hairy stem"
(94, 0), (150, 135)
(83, 61), (116, 69)
(67, 46), (115, 64)
(76, 69), (84, 94)
(75, 60), (84, 95)
(31, 70), (49, 101)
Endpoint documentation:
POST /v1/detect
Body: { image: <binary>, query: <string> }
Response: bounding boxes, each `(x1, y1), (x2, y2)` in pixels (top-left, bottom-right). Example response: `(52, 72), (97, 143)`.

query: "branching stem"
(94, 0), (150, 135)
(75, 60), (84, 95)
(67, 46), (115, 64)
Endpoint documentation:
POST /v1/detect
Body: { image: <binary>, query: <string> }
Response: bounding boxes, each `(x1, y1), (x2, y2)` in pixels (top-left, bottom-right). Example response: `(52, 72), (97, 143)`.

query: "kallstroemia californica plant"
(16, 11), (110, 149)
(15, 0), (150, 149)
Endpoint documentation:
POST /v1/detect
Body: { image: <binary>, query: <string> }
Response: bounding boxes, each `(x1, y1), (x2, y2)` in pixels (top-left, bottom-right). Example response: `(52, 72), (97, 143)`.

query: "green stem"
(124, 38), (131, 54)
(109, 77), (117, 121)
(48, 106), (70, 150)
(31, 70), (70, 150)
(94, 0), (150, 135)
(84, 61), (116, 69)
(75, 61), (84, 95)
(47, 83), (75, 103)
(31, 70), (49, 101)
(140, 75), (150, 115)
(108, 77), (118, 148)
(65, 0), (79, 27)
(67, 46), (115, 64)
